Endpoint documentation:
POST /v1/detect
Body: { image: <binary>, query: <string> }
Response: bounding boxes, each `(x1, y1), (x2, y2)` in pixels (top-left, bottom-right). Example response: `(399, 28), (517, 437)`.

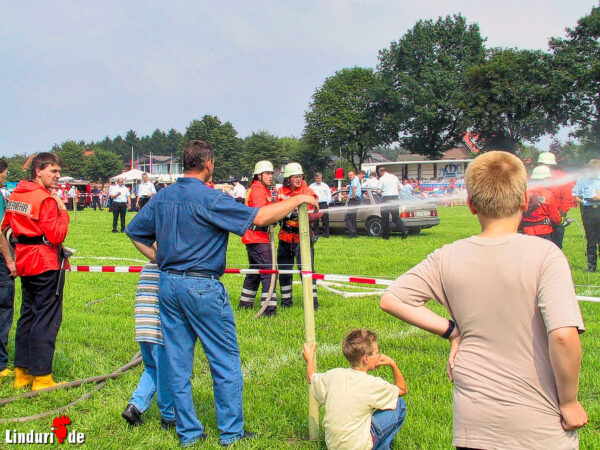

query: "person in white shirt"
(109, 178), (131, 232)
(67, 185), (77, 211)
(400, 180), (414, 199)
(137, 173), (157, 210)
(377, 167), (408, 240)
(309, 172), (332, 238)
(363, 172), (379, 189)
(230, 179), (246, 203)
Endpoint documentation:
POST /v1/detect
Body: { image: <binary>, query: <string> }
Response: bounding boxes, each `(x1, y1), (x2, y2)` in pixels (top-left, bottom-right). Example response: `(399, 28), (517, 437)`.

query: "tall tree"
(284, 136), (333, 181)
(182, 115), (241, 180)
(52, 140), (87, 178)
(464, 48), (564, 152)
(241, 131), (284, 176)
(111, 135), (131, 163)
(166, 128), (183, 157)
(6, 154), (29, 182)
(377, 14), (485, 158)
(550, 6), (600, 148)
(84, 148), (125, 186)
(304, 67), (386, 171)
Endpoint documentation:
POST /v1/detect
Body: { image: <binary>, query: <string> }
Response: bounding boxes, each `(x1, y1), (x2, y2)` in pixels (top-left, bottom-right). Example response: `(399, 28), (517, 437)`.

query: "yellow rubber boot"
(0, 368), (13, 377)
(13, 367), (33, 389)
(31, 374), (65, 391)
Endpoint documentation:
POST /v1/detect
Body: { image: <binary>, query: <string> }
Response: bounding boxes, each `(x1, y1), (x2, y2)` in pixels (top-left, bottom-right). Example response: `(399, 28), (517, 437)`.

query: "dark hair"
(342, 329), (378, 366)
(30, 153), (61, 180)
(183, 140), (214, 172)
(0, 158), (7, 173)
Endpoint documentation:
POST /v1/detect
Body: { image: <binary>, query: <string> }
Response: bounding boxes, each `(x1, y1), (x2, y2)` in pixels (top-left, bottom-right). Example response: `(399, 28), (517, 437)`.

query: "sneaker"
(121, 404), (143, 426)
(112, 230), (118, 233)
(220, 431), (257, 447)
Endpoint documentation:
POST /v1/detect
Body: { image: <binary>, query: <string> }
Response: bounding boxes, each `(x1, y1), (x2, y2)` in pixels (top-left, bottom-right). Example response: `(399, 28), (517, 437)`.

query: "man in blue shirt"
(573, 159), (600, 272)
(344, 170), (362, 238)
(126, 140), (318, 447)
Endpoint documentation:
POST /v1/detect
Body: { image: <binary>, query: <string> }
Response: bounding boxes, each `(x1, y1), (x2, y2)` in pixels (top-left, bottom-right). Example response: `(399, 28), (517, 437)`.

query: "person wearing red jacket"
(536, 153), (575, 249)
(238, 161), (278, 316)
(520, 166), (562, 242)
(276, 163), (320, 309)
(1, 153), (70, 391)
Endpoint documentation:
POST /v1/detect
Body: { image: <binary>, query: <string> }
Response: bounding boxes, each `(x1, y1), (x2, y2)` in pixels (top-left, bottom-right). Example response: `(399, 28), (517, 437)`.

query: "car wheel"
(366, 218), (382, 237)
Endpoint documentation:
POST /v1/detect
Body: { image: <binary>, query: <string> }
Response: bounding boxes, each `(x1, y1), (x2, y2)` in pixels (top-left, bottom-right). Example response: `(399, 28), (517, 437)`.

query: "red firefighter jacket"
(1, 180), (70, 276)
(521, 187), (561, 237)
(241, 180), (273, 245)
(550, 170), (575, 214)
(275, 181), (319, 243)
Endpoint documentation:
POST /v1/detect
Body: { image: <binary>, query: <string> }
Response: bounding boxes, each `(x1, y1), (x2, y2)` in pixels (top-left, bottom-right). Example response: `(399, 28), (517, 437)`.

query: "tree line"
(4, 7), (599, 183)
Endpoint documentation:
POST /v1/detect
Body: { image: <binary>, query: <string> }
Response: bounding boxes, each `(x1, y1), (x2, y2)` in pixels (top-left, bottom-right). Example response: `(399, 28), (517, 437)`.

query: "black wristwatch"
(442, 320), (455, 339)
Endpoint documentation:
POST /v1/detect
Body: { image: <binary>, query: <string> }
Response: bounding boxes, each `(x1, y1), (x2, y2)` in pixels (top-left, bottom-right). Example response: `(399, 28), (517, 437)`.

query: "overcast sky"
(0, 0), (595, 157)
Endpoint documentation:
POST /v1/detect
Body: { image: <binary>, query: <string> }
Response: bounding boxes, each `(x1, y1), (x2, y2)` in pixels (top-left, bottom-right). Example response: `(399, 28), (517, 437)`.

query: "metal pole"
(298, 203), (319, 441)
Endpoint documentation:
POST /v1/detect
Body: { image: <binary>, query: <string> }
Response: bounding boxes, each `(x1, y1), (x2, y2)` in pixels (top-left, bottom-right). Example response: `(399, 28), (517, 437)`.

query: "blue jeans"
(0, 282), (15, 371)
(159, 272), (244, 446)
(129, 341), (175, 422)
(371, 397), (407, 450)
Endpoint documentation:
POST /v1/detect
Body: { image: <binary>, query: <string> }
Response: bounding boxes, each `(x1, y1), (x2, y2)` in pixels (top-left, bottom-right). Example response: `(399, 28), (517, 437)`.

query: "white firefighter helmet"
(537, 152), (557, 166)
(253, 160), (274, 175)
(283, 162), (303, 178)
(530, 165), (552, 180)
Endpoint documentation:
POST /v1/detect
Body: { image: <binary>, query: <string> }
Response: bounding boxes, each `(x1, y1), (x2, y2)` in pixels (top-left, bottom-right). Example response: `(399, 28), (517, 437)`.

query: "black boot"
(122, 403), (143, 426)
(161, 418), (176, 430)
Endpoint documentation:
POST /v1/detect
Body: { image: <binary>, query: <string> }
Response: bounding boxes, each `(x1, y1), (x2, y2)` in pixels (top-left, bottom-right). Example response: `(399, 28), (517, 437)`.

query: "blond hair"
(465, 151), (527, 218)
(342, 329), (377, 366)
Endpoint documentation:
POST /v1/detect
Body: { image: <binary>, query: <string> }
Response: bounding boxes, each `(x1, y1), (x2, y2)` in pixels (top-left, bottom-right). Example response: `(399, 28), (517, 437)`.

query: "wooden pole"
(298, 203), (319, 441)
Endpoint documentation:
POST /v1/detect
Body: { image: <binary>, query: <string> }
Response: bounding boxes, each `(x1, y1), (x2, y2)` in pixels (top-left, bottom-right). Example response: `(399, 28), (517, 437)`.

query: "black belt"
(521, 218), (550, 227)
(167, 269), (219, 279)
(249, 225), (269, 232)
(11, 235), (49, 245)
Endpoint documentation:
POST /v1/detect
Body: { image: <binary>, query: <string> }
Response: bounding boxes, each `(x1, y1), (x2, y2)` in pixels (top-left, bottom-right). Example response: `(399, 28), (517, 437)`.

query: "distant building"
(136, 155), (183, 183)
(361, 136), (479, 180)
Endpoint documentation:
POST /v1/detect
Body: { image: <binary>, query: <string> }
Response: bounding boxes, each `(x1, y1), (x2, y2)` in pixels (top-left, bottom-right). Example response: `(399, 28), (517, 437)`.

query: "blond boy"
(380, 151), (588, 449)
(303, 329), (407, 450)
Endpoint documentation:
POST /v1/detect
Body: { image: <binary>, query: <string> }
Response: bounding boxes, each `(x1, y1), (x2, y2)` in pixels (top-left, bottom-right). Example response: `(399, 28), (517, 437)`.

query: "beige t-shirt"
(311, 368), (400, 450)
(385, 233), (585, 450)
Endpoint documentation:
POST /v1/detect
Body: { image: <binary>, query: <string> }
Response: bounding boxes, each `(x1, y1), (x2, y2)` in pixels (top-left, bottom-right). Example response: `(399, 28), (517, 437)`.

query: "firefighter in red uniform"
(238, 161), (278, 315)
(519, 165), (562, 242)
(1, 153), (70, 391)
(536, 152), (575, 248)
(276, 163), (320, 309)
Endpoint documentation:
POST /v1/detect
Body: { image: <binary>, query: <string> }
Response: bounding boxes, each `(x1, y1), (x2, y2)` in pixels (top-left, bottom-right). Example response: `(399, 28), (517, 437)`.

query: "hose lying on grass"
(0, 352), (142, 423)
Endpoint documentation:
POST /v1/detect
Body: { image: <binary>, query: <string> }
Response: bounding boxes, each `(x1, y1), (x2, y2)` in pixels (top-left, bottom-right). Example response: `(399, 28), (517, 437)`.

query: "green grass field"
(0, 206), (597, 449)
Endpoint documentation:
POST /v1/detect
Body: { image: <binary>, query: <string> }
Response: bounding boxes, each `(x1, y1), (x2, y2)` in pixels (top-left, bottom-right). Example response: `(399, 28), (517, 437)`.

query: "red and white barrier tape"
(67, 265), (600, 302)
(69, 266), (394, 286)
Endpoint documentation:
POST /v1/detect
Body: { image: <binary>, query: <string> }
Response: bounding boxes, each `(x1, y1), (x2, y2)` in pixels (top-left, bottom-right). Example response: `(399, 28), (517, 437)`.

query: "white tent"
(110, 169), (158, 183)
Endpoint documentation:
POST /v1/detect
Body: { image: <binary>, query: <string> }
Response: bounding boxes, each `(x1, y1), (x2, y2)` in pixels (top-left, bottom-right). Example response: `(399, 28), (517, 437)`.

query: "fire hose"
(0, 352), (142, 423)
